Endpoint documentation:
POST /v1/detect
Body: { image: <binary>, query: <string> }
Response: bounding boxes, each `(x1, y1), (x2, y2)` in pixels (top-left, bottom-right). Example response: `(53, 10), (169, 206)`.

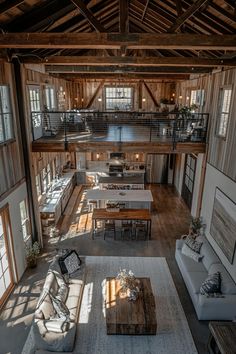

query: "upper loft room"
(0, 0), (236, 154)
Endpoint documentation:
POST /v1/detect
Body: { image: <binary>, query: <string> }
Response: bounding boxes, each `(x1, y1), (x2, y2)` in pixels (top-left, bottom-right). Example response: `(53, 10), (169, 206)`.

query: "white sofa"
(175, 236), (236, 320)
(32, 256), (86, 352)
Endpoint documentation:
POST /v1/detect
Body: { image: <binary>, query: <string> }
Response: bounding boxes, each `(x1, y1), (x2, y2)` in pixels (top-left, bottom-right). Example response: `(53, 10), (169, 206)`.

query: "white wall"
(0, 182), (28, 281)
(201, 163), (236, 282)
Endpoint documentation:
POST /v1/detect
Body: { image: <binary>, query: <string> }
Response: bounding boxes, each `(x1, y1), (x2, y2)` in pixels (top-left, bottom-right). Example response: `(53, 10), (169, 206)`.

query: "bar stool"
(89, 200), (97, 212)
(104, 220), (116, 240)
(134, 221), (147, 240)
(121, 221), (133, 240)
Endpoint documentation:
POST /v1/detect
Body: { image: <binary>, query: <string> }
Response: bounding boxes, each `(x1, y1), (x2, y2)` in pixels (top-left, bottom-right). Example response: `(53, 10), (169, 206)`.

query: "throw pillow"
(56, 283), (69, 303)
(200, 272), (221, 295)
(181, 243), (203, 262)
(50, 294), (70, 321)
(185, 235), (203, 254)
(59, 250), (81, 275)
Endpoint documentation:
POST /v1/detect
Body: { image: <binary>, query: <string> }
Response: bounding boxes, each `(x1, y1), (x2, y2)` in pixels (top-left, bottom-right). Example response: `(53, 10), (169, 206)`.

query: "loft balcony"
(31, 111), (209, 154)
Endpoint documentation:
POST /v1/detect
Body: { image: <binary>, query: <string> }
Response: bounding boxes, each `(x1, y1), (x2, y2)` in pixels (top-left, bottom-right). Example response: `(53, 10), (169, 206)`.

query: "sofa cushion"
(182, 244), (203, 262)
(37, 294), (56, 320)
(209, 263), (236, 294)
(200, 272), (221, 295)
(200, 239), (220, 270)
(176, 248), (206, 272)
(66, 283), (83, 322)
(43, 271), (59, 297)
(185, 235), (203, 253)
(184, 271), (207, 294)
(56, 283), (69, 303)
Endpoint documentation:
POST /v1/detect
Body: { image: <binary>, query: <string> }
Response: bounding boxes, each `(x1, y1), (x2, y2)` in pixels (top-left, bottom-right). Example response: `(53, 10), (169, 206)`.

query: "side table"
(208, 321), (236, 354)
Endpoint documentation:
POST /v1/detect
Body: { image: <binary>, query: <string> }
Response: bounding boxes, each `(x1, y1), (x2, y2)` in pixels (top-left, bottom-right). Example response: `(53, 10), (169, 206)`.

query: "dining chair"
(121, 221), (133, 240)
(134, 220), (147, 240)
(104, 220), (116, 240)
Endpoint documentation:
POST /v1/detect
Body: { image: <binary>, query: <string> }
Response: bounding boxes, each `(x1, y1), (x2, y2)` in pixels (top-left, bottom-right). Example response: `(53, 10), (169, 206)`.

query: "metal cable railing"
(31, 110), (209, 148)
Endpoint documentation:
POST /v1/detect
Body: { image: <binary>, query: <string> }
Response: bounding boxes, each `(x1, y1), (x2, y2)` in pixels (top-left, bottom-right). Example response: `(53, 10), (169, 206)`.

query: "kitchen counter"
(98, 175), (144, 185)
(39, 171), (76, 213)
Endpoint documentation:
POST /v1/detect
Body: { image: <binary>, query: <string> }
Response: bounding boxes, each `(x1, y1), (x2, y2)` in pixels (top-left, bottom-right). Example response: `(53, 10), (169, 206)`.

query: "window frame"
(44, 85), (57, 111)
(104, 86), (134, 111)
(0, 85), (14, 144)
(216, 86), (232, 139)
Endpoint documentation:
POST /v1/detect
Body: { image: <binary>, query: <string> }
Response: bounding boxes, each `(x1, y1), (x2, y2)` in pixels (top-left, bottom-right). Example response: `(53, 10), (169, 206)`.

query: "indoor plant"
(189, 216), (205, 236)
(25, 241), (40, 268)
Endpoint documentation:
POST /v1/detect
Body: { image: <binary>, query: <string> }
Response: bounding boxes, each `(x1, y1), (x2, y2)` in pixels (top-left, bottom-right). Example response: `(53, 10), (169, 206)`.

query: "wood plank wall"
(32, 152), (76, 177)
(0, 62), (25, 198)
(176, 68), (236, 182)
(69, 79), (175, 111)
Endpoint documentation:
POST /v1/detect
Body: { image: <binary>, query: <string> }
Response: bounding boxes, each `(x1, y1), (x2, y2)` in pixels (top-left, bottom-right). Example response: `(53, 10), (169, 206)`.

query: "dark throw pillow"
(185, 235), (203, 254)
(200, 272), (221, 295)
(58, 250), (81, 275)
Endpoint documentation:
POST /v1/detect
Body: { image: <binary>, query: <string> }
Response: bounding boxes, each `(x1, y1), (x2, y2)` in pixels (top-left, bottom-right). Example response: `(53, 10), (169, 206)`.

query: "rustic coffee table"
(105, 277), (157, 335)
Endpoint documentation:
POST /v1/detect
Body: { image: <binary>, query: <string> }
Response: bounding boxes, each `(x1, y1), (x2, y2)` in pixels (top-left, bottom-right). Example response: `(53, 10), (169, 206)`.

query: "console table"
(105, 277), (157, 335)
(208, 321), (236, 354)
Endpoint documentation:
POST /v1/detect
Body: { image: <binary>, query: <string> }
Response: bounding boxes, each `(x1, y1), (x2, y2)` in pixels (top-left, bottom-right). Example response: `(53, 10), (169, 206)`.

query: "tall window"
(44, 86), (56, 110)
(190, 89), (204, 106)
(20, 200), (31, 242)
(105, 87), (133, 110)
(217, 88), (232, 138)
(0, 85), (14, 143)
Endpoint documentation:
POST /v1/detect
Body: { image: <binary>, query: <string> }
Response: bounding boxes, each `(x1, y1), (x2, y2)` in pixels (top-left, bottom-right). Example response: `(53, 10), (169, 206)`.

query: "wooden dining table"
(92, 208), (152, 239)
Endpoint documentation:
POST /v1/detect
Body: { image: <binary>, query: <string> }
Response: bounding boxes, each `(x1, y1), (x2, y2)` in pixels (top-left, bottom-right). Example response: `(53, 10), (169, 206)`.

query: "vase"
(127, 286), (139, 301)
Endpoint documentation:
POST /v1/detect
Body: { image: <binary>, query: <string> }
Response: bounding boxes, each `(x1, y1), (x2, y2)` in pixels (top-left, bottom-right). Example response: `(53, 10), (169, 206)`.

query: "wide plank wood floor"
(0, 184), (209, 354)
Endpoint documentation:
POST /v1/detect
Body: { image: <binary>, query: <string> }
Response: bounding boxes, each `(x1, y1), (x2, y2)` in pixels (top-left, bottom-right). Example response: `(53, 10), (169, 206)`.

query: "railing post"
(172, 118), (177, 150)
(64, 113), (68, 151)
(149, 114), (152, 142)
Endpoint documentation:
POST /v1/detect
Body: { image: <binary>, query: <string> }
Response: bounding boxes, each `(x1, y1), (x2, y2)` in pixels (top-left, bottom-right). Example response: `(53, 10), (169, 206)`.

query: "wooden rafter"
(2, 33), (236, 50)
(141, 0), (150, 22)
(58, 73), (190, 80)
(86, 80), (104, 108)
(167, 0), (210, 33)
(143, 81), (159, 107)
(0, 0), (24, 15)
(70, 0), (104, 32)
(175, 0), (183, 16)
(119, 0), (129, 32)
(21, 55), (236, 67)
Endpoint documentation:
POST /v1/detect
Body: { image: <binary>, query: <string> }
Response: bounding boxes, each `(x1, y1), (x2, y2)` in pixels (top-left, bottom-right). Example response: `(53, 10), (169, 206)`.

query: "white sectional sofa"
(32, 256), (86, 352)
(175, 236), (236, 320)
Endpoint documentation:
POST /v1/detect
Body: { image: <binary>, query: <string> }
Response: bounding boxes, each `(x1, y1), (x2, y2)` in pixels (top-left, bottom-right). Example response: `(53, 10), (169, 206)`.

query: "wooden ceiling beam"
(45, 65), (211, 74)
(21, 55), (236, 67)
(70, 0), (104, 32)
(0, 0), (24, 15)
(175, 0), (183, 16)
(167, 0), (210, 33)
(2, 33), (236, 50)
(119, 0), (129, 32)
(58, 73), (190, 80)
(141, 0), (150, 22)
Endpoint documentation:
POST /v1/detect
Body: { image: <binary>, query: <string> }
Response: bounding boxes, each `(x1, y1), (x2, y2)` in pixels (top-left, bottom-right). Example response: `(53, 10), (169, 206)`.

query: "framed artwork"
(210, 188), (236, 264)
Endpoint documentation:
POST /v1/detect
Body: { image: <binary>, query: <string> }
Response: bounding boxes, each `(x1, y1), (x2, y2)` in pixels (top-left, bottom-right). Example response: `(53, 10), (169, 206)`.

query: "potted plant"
(189, 217), (205, 236)
(25, 241), (40, 268)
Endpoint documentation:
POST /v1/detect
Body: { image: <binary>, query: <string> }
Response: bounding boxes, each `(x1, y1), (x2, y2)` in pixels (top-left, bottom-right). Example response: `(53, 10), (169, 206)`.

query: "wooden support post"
(143, 81), (159, 108)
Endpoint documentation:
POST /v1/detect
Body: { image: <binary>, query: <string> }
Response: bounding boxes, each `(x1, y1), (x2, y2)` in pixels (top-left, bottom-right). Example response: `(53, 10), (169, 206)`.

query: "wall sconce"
(96, 153), (100, 160)
(186, 96), (190, 100)
(81, 98), (84, 102)
(98, 97), (102, 102)
(179, 95), (183, 99)
(172, 93), (175, 97)
(142, 98), (146, 102)
(135, 153), (139, 161)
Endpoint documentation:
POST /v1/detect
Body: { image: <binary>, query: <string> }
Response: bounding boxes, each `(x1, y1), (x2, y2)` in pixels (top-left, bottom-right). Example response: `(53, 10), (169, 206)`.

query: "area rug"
(22, 256), (197, 354)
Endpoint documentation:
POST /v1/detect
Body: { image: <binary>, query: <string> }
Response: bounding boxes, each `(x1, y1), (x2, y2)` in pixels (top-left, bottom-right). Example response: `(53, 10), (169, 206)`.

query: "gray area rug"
(22, 256), (197, 354)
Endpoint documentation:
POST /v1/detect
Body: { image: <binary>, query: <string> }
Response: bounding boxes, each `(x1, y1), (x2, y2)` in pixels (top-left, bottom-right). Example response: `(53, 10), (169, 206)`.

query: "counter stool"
(104, 220), (116, 240)
(121, 221), (133, 240)
(134, 221), (147, 240)
(89, 200), (97, 212)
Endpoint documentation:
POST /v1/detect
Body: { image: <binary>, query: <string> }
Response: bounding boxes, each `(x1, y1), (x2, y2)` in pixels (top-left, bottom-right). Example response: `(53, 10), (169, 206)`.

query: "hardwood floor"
(0, 184), (209, 354)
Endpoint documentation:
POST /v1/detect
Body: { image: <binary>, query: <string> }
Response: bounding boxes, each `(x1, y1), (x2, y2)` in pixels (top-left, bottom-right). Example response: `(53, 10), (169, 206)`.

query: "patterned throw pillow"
(200, 272), (221, 295)
(59, 250), (81, 275)
(185, 235), (203, 253)
(181, 243), (203, 262)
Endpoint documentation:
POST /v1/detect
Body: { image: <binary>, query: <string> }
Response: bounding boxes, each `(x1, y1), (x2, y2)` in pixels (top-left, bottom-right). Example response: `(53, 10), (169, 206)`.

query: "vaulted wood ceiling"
(0, 0), (236, 80)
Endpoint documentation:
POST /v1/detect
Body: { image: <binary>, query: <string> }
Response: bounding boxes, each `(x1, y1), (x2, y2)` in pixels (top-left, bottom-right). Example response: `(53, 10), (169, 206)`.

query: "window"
(35, 174), (41, 197)
(41, 164), (51, 193)
(20, 200), (31, 242)
(217, 88), (232, 138)
(190, 89), (204, 107)
(28, 86), (41, 128)
(105, 87), (133, 111)
(44, 86), (56, 110)
(0, 85), (14, 143)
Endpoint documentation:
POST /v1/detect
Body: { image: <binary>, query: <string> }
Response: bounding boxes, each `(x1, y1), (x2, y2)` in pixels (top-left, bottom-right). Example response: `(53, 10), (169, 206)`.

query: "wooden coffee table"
(105, 277), (157, 335)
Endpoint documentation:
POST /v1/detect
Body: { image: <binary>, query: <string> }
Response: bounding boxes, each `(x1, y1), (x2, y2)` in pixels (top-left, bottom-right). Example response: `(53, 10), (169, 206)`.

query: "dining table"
(92, 208), (152, 239)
